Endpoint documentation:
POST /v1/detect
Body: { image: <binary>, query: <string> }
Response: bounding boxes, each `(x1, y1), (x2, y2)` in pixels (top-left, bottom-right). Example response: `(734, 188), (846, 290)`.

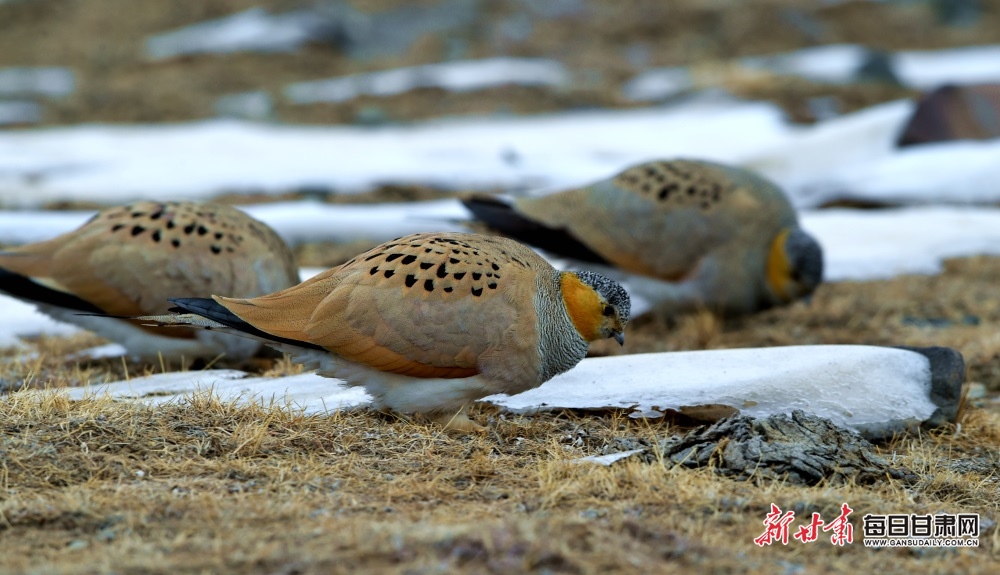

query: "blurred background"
(3, 0), (1000, 392)
(0, 0), (997, 128)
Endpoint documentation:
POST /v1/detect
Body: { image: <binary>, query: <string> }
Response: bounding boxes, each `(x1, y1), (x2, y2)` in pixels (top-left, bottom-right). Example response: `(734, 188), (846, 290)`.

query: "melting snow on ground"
(59, 345), (940, 438)
(627, 43), (1000, 98)
(0, 95), (790, 207)
(2, 93), (999, 209)
(285, 58), (571, 104)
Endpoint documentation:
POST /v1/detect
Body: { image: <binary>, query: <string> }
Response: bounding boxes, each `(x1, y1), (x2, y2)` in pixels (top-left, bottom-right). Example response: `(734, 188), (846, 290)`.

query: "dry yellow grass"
(1, 391), (997, 574)
(2, 255), (999, 574)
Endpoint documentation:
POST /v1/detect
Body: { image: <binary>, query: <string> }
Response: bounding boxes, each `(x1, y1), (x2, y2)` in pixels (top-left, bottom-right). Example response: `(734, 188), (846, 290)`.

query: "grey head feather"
(574, 270), (631, 324)
(786, 228), (824, 293)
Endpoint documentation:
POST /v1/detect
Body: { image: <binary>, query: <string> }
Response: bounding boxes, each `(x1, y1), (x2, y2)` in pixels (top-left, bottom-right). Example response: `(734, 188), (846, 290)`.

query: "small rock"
(0, 377), (25, 393)
(96, 527), (116, 542)
(779, 8), (825, 42)
(897, 84), (1000, 147)
(965, 382), (986, 400)
(495, 12), (533, 44)
(214, 91), (273, 121)
(932, 0), (983, 26)
(855, 49), (902, 85)
(354, 106), (391, 126)
(0, 100), (42, 125)
(344, 0), (481, 60)
(579, 508), (606, 520)
(806, 96), (841, 122)
(621, 67), (694, 102)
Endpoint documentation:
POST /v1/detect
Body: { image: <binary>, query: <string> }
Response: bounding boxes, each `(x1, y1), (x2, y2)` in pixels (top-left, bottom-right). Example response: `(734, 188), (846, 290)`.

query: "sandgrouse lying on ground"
(134, 232), (630, 432)
(463, 159), (823, 317)
(0, 201), (299, 362)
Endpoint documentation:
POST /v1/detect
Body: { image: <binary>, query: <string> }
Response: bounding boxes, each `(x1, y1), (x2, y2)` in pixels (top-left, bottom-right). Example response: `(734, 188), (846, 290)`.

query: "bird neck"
(765, 228), (792, 301)
(559, 272), (602, 342)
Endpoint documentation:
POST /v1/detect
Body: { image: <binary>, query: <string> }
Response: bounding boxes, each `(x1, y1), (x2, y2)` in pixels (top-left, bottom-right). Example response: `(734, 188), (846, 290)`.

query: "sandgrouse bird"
(0, 201), (299, 361)
(463, 159), (823, 316)
(134, 232), (630, 431)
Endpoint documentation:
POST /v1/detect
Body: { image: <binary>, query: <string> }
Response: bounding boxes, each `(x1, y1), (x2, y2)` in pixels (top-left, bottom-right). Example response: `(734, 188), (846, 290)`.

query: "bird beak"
(613, 331), (625, 346)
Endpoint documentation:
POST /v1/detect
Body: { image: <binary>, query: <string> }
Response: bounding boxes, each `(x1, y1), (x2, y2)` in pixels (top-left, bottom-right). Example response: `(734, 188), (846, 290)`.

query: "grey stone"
(214, 91), (273, 121)
(343, 0), (481, 60)
(894, 345), (965, 429)
(855, 49), (902, 85)
(932, 0), (982, 26)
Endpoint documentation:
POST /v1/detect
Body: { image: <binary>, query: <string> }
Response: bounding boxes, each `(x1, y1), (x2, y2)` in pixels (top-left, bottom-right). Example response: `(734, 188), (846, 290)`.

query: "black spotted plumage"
(95, 201), (290, 263)
(0, 200), (300, 361)
(343, 233), (532, 299)
(611, 160), (735, 208)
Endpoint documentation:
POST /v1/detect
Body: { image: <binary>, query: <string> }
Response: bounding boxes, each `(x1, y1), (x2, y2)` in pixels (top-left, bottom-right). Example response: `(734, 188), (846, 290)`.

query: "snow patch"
(286, 58), (571, 104)
(58, 345), (941, 437)
(0, 98), (790, 208)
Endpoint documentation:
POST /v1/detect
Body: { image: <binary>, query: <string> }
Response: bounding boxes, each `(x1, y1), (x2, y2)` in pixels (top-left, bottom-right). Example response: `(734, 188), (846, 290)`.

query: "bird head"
(765, 228), (824, 304)
(559, 270), (631, 346)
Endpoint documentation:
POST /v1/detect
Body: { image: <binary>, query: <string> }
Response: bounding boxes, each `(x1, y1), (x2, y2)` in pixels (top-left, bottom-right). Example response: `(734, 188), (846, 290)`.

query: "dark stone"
(855, 49), (901, 85)
(894, 345), (965, 429)
(897, 84), (1000, 147)
(932, 0), (983, 26)
(0, 377), (23, 394)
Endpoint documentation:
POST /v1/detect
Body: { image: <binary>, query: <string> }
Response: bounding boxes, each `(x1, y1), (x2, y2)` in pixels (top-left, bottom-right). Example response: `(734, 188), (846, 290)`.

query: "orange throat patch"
(765, 229), (792, 302)
(559, 272), (603, 342)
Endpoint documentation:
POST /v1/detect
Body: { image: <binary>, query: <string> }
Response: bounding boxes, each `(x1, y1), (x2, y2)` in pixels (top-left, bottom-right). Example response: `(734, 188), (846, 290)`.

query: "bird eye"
(602, 305), (615, 317)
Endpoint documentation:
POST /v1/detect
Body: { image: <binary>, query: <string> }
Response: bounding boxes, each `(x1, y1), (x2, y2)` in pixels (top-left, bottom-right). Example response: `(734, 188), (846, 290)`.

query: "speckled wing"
(216, 233), (549, 380)
(0, 202), (298, 330)
(512, 160), (799, 280)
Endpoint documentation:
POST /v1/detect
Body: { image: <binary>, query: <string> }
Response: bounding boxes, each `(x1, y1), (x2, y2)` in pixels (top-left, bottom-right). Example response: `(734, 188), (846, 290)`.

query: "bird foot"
(429, 410), (485, 433)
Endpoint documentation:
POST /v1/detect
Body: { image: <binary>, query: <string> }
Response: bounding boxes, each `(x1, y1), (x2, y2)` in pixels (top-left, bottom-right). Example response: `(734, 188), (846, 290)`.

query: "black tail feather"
(461, 195), (610, 264)
(168, 297), (324, 351)
(0, 267), (106, 314)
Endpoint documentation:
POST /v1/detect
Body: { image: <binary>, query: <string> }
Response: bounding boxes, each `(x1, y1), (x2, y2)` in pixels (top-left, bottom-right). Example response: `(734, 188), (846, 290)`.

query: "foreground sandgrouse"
(135, 232), (630, 431)
(0, 201), (299, 361)
(463, 159), (823, 316)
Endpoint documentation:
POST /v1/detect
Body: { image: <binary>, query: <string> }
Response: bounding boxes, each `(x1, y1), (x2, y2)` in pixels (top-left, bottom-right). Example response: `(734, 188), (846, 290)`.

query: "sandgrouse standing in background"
(134, 232), (630, 431)
(0, 201), (299, 362)
(463, 159), (823, 317)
